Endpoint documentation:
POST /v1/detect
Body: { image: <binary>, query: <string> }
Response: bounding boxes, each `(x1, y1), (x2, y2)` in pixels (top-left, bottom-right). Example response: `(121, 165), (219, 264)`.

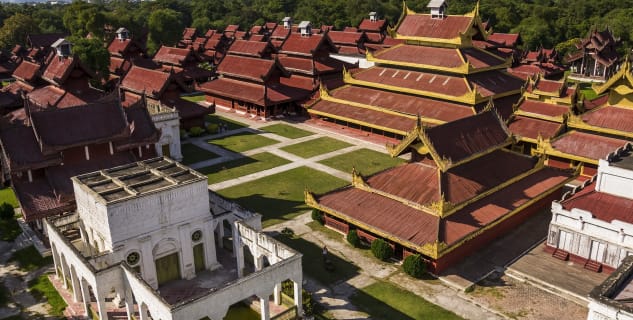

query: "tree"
(370, 238), (393, 261)
(68, 36), (110, 84)
(402, 254), (426, 278)
(0, 13), (38, 50)
(346, 229), (360, 247)
(0, 202), (14, 220)
(62, 1), (106, 38)
(147, 8), (184, 55)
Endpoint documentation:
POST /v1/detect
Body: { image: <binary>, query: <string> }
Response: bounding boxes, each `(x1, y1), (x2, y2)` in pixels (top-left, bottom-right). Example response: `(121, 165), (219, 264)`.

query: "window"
(126, 252), (140, 266)
(192, 230), (203, 242)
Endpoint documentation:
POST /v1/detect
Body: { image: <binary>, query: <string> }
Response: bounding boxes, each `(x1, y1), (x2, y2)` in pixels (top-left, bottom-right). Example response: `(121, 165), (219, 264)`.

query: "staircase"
(552, 249), (569, 261)
(584, 260), (602, 273)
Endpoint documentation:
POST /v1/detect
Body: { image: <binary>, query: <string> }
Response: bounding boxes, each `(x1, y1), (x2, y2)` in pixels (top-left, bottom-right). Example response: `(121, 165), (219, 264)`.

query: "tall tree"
(0, 13), (39, 50)
(147, 8), (184, 54)
(68, 36), (110, 84)
(62, 1), (106, 38)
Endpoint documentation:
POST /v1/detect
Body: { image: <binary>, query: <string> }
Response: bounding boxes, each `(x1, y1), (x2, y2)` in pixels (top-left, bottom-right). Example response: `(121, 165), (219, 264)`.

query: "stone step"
(583, 260), (602, 273)
(552, 249), (569, 261)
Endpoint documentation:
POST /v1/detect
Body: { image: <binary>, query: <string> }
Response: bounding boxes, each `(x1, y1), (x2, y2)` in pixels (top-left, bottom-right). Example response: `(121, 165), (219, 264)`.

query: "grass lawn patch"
(319, 148), (405, 176)
(0, 215), (22, 242)
(259, 123), (313, 139)
(275, 234), (360, 286)
(217, 167), (347, 227)
(351, 281), (463, 320)
(180, 93), (206, 103)
(578, 82), (601, 100)
(28, 274), (67, 317)
(199, 152), (290, 185)
(10, 246), (53, 272)
(181, 143), (219, 165)
(0, 188), (18, 208)
(280, 137), (351, 159)
(306, 221), (344, 241)
(205, 114), (248, 131)
(209, 131), (279, 153)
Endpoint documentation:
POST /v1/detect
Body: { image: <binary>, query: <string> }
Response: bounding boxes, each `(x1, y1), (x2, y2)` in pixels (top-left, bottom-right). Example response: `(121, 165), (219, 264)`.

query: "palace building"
(306, 1), (524, 143)
(306, 110), (573, 273)
(46, 157), (303, 320)
(546, 147), (633, 273)
(567, 28), (621, 83)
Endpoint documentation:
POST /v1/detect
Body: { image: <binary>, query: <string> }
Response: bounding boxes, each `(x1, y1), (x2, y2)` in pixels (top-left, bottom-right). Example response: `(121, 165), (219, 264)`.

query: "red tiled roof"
(0, 122), (62, 171)
(225, 25), (239, 33)
(309, 100), (416, 133)
(358, 18), (387, 32)
(561, 183), (633, 223)
(28, 33), (66, 48)
(353, 66), (470, 96)
(228, 40), (271, 58)
(217, 55), (281, 83)
(121, 66), (171, 98)
(329, 85), (473, 122)
(327, 31), (363, 45)
(425, 111), (509, 164)
(467, 71), (523, 97)
(42, 56), (76, 85)
(518, 100), (569, 118)
(486, 33), (520, 46)
(27, 85), (92, 109)
(13, 176), (74, 221)
(374, 45), (463, 68)
(581, 106), (633, 132)
(109, 56), (132, 75)
(584, 94), (609, 111)
(279, 74), (315, 91)
(461, 48), (506, 69)
(12, 60), (40, 82)
(336, 46), (364, 56)
(271, 27), (290, 40)
(532, 79), (563, 93)
(550, 131), (629, 161)
(396, 14), (473, 39)
(116, 104), (160, 150)
(153, 46), (191, 66)
(250, 34), (266, 42)
(508, 116), (562, 140)
(279, 33), (335, 56)
(182, 28), (197, 40)
(108, 38), (133, 55)
(199, 77), (310, 106)
(508, 63), (565, 80)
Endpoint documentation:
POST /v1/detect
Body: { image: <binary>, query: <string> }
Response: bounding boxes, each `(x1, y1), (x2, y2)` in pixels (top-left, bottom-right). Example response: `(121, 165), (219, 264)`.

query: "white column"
(259, 295), (270, 320)
(178, 224), (194, 280)
(95, 290), (107, 320)
(124, 289), (134, 320)
(80, 279), (91, 319)
(204, 218), (219, 269)
(139, 303), (149, 320)
(293, 280), (303, 317)
(273, 283), (282, 305)
(236, 245), (245, 278)
(218, 220), (225, 250)
(59, 256), (69, 289)
(50, 246), (60, 279)
(69, 268), (81, 302)
(139, 236), (158, 289)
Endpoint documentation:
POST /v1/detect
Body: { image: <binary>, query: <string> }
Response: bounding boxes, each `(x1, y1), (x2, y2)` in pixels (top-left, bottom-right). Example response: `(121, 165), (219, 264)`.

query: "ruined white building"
(45, 157), (302, 320)
(588, 256), (633, 320)
(547, 147), (633, 273)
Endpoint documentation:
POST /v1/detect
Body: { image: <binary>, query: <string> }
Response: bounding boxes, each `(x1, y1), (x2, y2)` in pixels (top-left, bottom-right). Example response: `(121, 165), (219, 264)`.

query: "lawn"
(280, 137), (351, 159)
(0, 187), (18, 208)
(180, 143), (220, 165)
(350, 281), (463, 320)
(0, 216), (22, 242)
(10, 246), (53, 272)
(180, 93), (206, 103)
(217, 167), (348, 227)
(259, 123), (314, 139)
(577, 82), (600, 100)
(28, 274), (67, 317)
(275, 233), (360, 286)
(208, 131), (279, 153)
(319, 148), (405, 176)
(199, 152), (290, 185)
(205, 114), (248, 131)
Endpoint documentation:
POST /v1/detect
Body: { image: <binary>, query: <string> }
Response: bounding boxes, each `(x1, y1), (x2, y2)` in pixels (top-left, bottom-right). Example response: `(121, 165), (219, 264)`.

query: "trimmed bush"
(402, 254), (426, 278)
(206, 123), (219, 134)
(346, 229), (360, 247)
(311, 209), (324, 225)
(189, 126), (205, 137)
(0, 202), (13, 220)
(371, 238), (393, 261)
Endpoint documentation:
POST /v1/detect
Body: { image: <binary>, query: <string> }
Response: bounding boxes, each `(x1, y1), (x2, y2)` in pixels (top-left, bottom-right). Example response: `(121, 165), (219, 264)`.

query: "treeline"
(0, 0), (632, 56)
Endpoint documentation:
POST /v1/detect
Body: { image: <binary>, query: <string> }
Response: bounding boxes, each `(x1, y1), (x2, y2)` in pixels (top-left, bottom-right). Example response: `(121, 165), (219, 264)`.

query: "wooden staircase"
(552, 249), (569, 261)
(584, 259), (603, 273)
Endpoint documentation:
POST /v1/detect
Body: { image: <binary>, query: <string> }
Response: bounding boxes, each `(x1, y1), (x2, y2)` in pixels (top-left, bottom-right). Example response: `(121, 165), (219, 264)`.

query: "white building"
(547, 146), (633, 273)
(45, 157), (303, 320)
(588, 256), (633, 320)
(147, 103), (183, 162)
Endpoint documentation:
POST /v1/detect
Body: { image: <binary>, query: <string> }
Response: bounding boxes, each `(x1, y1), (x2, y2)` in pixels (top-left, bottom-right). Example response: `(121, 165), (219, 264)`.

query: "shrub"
(346, 229), (360, 247)
(311, 209), (324, 225)
(402, 254), (426, 278)
(0, 202), (14, 220)
(281, 280), (318, 316)
(370, 238), (393, 261)
(206, 123), (219, 134)
(188, 126), (205, 137)
(281, 227), (294, 237)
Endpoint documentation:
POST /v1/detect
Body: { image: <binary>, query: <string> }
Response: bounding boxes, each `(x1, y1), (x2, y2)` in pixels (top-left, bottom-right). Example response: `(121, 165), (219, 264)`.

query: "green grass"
(280, 137), (351, 159)
(208, 131), (279, 153)
(199, 152), (291, 185)
(259, 123), (314, 139)
(319, 148), (405, 176)
(0, 216), (22, 242)
(217, 167), (348, 227)
(276, 234), (360, 286)
(578, 82), (600, 100)
(0, 188), (18, 208)
(180, 93), (206, 103)
(205, 114), (248, 131)
(350, 281), (463, 320)
(180, 143), (220, 165)
(222, 302), (260, 320)
(28, 274), (67, 317)
(306, 221), (345, 241)
(9, 246), (53, 272)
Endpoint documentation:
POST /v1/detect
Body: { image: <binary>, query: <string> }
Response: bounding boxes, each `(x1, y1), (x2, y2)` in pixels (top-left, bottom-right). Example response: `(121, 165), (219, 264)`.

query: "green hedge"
(346, 230), (360, 247)
(311, 209), (324, 225)
(402, 254), (426, 278)
(371, 238), (393, 261)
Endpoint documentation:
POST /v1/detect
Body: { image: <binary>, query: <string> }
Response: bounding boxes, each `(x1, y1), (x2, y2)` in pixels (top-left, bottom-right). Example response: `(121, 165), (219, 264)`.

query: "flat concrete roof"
(73, 157), (206, 204)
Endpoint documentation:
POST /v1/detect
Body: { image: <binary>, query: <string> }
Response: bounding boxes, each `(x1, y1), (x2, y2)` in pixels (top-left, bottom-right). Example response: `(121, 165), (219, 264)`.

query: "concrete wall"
(153, 112), (182, 162)
(588, 300), (633, 320)
(596, 159), (633, 200)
